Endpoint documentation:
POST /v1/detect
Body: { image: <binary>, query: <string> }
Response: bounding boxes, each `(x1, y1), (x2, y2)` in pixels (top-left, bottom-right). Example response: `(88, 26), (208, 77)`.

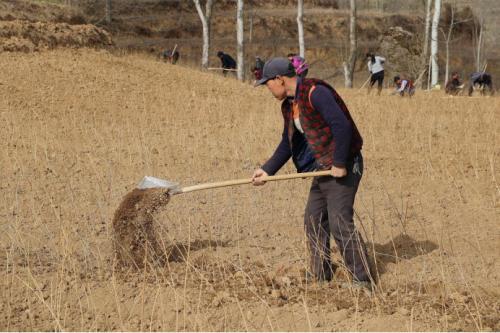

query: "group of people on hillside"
(364, 52), (494, 97)
(160, 47), (494, 97)
(445, 71), (494, 96)
(160, 45), (494, 97)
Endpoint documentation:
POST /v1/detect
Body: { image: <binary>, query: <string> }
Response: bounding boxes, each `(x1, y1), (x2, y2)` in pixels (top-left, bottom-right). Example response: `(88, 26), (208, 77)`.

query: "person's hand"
(252, 168), (269, 186)
(331, 165), (347, 178)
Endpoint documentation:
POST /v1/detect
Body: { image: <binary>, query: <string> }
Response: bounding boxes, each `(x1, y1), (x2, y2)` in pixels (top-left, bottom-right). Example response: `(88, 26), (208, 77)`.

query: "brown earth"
(0, 19), (112, 52)
(0, 48), (499, 331)
(112, 188), (169, 269)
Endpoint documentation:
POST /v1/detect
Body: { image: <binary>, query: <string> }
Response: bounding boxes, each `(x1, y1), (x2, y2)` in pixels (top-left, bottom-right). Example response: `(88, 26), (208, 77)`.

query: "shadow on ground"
(166, 239), (230, 262)
(368, 233), (438, 276)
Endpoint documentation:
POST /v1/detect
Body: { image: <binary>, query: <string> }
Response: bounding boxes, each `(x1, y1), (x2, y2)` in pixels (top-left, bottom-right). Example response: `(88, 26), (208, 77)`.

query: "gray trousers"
(304, 153), (371, 282)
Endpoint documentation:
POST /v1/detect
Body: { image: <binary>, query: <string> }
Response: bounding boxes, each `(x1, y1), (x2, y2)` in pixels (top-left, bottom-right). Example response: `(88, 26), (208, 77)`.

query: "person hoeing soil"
(252, 58), (373, 291)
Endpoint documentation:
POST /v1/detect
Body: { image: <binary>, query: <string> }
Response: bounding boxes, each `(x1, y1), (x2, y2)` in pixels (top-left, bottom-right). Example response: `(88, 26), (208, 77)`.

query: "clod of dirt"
(112, 188), (170, 269)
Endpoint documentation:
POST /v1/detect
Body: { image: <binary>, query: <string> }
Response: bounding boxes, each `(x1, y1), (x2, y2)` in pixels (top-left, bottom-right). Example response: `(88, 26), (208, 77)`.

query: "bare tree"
(236, 0), (244, 81)
(420, 0), (432, 89)
(297, 0), (305, 58)
(472, 16), (485, 72)
(441, 5), (471, 86)
(193, 0), (214, 69)
(105, 0), (112, 24)
(343, 0), (357, 88)
(443, 6), (455, 87)
(430, 0), (441, 87)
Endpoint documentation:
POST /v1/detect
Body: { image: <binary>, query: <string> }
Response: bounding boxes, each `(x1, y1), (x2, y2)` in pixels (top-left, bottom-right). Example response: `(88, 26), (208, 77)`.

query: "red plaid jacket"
(282, 78), (363, 169)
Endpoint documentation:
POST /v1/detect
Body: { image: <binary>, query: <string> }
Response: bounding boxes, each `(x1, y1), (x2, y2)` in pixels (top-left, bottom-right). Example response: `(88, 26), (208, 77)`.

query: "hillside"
(0, 48), (499, 331)
(2, 0), (499, 86)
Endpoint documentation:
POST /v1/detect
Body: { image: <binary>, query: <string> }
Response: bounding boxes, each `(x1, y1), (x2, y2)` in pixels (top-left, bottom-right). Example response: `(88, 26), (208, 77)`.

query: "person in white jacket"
(366, 53), (385, 96)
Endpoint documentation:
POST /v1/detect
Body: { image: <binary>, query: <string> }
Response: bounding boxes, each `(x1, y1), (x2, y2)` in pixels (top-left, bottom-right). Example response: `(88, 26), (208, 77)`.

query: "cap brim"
(254, 77), (270, 87)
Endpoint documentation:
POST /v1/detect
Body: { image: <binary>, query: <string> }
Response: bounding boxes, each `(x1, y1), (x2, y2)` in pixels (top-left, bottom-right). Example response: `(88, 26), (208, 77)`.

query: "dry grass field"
(0, 49), (499, 331)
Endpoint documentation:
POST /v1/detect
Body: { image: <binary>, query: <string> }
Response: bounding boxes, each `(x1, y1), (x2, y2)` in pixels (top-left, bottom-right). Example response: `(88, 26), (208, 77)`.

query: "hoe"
(137, 171), (332, 194)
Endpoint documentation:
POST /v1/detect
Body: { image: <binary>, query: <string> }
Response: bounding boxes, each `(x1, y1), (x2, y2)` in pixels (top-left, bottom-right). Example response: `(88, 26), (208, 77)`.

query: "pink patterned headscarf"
(290, 56), (309, 76)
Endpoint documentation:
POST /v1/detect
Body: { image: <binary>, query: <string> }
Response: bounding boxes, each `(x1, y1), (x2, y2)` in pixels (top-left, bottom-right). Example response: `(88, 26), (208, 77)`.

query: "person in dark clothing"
(217, 51), (237, 76)
(160, 49), (180, 64)
(253, 58), (373, 291)
(468, 72), (494, 96)
(366, 52), (385, 96)
(252, 56), (265, 80)
(445, 72), (463, 95)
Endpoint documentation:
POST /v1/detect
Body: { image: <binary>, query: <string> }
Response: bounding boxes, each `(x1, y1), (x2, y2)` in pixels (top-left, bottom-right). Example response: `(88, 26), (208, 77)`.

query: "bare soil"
(112, 188), (169, 269)
(0, 19), (112, 52)
(0, 47), (498, 332)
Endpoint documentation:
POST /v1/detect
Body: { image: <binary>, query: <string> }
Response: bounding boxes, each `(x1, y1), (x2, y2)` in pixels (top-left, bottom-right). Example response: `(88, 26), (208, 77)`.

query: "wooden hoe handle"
(180, 170), (332, 194)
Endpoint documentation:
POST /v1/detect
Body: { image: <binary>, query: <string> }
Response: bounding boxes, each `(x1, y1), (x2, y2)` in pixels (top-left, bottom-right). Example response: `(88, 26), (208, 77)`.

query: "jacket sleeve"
(310, 85), (352, 168)
(261, 123), (292, 175)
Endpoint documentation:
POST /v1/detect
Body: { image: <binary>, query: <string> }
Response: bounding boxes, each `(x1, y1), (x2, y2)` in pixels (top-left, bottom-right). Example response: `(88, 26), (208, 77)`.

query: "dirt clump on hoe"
(112, 188), (170, 269)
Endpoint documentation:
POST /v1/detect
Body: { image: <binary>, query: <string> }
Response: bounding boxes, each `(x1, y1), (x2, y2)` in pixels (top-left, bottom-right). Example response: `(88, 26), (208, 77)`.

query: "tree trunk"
(193, 0), (214, 69)
(421, 0), (432, 89)
(105, 0), (112, 24)
(444, 42), (450, 87)
(297, 0), (305, 58)
(476, 21), (483, 71)
(236, 0), (244, 81)
(249, 9), (253, 44)
(430, 0), (441, 88)
(444, 6), (455, 87)
(427, 54), (432, 91)
(343, 0), (357, 88)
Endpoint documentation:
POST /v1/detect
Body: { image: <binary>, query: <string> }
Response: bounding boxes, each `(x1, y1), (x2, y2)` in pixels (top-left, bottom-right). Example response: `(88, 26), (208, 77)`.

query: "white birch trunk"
(430, 0), (441, 87)
(343, 0), (357, 88)
(105, 0), (112, 24)
(297, 0), (305, 58)
(421, 0), (432, 88)
(444, 6), (455, 87)
(236, 0), (244, 81)
(193, 0), (214, 69)
(476, 22), (483, 71)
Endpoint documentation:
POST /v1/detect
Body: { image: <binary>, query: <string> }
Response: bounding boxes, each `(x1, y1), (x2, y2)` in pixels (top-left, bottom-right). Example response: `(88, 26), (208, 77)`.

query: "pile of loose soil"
(0, 19), (112, 52)
(112, 188), (170, 269)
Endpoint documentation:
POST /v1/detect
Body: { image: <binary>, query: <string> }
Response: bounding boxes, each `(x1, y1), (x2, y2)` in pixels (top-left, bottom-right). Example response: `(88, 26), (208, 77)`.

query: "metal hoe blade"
(137, 176), (182, 194)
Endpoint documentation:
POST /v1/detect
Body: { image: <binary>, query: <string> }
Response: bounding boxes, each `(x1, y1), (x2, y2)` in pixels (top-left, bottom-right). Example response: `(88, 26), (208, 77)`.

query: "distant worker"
(468, 72), (494, 96)
(217, 51), (237, 76)
(445, 72), (463, 96)
(366, 52), (385, 96)
(160, 49), (179, 64)
(252, 56), (265, 80)
(290, 55), (309, 79)
(392, 76), (415, 97)
(287, 53), (309, 79)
